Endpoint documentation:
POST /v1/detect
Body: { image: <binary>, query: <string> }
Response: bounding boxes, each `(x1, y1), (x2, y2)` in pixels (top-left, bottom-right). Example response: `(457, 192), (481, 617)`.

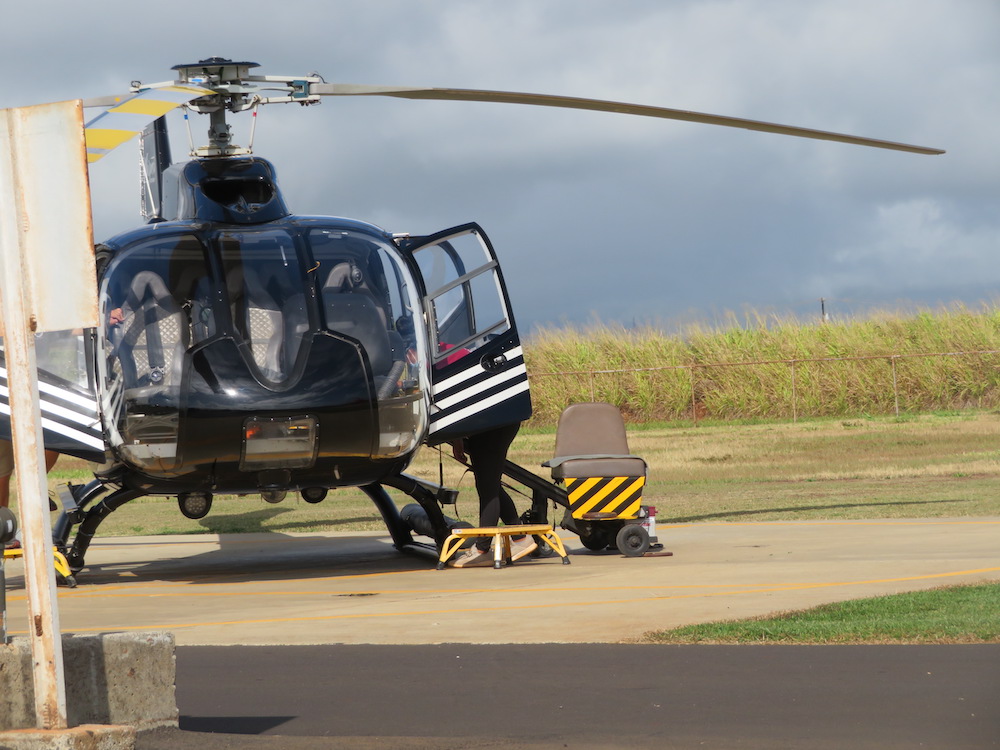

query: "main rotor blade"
(82, 83), (213, 163)
(81, 94), (134, 109)
(313, 84), (944, 155)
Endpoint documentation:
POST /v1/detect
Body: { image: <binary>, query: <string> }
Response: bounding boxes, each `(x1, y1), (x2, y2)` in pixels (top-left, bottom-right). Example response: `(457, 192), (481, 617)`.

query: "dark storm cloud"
(2, 0), (996, 331)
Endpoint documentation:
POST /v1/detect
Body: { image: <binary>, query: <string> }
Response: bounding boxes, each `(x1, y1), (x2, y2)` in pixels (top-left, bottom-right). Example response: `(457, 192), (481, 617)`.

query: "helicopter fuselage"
(94, 204), (433, 497)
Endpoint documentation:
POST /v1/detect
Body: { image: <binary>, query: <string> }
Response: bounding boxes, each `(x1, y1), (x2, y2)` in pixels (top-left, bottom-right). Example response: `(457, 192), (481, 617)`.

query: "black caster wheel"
(616, 524), (650, 557)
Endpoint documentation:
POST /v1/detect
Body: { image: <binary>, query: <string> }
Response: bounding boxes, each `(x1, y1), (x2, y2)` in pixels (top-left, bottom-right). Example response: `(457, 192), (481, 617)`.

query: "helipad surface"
(3, 518), (998, 645)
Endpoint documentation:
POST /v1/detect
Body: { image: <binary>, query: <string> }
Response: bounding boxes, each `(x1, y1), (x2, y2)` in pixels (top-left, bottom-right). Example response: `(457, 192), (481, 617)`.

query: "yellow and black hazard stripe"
(564, 475), (645, 520)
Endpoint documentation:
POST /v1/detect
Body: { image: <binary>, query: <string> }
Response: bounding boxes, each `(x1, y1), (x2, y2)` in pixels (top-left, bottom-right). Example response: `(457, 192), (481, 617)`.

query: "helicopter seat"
(117, 271), (189, 399)
(245, 305), (282, 377)
(544, 402), (647, 522)
(324, 294), (392, 375)
(233, 266), (307, 382)
(323, 261), (406, 398)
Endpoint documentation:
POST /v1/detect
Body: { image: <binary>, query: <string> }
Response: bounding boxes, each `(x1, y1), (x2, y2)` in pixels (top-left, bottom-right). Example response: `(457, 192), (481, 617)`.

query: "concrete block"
(0, 633), (176, 732)
(0, 724), (136, 750)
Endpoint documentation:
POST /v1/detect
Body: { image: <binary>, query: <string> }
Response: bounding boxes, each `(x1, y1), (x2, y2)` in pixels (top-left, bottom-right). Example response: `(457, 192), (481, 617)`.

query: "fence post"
(890, 356), (900, 417)
(689, 366), (698, 426)
(790, 360), (798, 423)
(589, 371), (596, 402)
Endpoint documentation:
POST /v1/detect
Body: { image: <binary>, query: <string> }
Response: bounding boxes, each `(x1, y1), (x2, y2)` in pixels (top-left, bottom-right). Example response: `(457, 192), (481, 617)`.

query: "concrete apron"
(2, 519), (998, 646)
(0, 631), (176, 749)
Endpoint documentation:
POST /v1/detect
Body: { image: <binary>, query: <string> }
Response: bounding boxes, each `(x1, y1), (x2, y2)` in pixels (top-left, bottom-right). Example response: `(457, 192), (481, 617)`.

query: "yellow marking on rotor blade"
(110, 98), (181, 117)
(85, 128), (137, 151)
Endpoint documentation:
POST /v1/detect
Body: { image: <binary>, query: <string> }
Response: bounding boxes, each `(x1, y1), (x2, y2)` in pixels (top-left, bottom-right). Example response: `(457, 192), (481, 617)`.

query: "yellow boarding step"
(437, 523), (570, 570)
(3, 546), (77, 587)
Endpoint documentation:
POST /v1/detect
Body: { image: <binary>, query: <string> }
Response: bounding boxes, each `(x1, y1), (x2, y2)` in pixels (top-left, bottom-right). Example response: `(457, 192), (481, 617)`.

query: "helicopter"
(5, 58), (943, 575)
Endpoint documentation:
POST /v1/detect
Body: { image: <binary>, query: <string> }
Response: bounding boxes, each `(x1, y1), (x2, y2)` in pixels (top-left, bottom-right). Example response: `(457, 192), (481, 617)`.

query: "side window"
(308, 228), (428, 392)
(411, 231), (510, 366)
(34, 330), (88, 389)
(100, 235), (208, 393)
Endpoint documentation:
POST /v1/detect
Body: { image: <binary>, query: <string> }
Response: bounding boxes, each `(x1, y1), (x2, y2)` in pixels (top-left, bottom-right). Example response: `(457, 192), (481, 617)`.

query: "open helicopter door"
(400, 223), (531, 444)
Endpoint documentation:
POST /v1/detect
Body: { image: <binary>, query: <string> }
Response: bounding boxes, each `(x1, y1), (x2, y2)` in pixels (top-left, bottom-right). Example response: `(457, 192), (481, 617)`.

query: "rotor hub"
(172, 58), (260, 88)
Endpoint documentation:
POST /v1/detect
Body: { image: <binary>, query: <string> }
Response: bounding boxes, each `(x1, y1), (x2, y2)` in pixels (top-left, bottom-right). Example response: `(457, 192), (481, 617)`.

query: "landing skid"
(52, 471), (461, 576)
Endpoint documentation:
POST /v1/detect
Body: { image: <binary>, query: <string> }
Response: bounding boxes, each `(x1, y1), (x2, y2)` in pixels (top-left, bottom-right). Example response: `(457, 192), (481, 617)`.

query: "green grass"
(19, 409), (1000, 536)
(643, 582), (1000, 644)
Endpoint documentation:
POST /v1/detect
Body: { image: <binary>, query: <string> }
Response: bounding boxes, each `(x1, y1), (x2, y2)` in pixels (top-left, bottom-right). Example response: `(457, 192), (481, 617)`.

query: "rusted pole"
(0, 296), (65, 728)
(0, 108), (67, 730)
(0, 100), (95, 730)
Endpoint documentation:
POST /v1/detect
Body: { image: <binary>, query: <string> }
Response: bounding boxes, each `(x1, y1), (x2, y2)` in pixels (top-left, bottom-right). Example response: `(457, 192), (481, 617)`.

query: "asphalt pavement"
(134, 643), (1000, 749)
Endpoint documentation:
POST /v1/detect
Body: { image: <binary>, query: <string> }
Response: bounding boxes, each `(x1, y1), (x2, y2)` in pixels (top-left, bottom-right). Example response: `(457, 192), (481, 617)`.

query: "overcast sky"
(2, 0), (997, 333)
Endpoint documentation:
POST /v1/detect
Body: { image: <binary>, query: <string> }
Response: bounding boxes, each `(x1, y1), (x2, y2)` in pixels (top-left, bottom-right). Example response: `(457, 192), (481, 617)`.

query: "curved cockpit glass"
(99, 224), (429, 476)
(218, 228), (309, 384)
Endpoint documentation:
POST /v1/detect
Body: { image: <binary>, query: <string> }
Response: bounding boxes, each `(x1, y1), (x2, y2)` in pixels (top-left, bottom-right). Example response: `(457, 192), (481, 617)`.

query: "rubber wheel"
(580, 531), (610, 551)
(616, 525), (650, 557)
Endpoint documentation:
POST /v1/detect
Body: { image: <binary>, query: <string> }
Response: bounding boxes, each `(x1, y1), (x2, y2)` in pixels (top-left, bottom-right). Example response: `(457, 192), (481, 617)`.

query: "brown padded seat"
(545, 402), (647, 479)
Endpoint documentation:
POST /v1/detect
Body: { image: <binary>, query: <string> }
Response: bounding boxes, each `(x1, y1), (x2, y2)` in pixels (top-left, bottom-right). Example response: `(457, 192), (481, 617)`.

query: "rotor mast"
(171, 58), (260, 157)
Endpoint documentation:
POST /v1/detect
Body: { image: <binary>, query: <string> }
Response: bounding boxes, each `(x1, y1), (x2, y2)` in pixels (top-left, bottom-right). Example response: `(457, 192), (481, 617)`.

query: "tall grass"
(525, 305), (1000, 425)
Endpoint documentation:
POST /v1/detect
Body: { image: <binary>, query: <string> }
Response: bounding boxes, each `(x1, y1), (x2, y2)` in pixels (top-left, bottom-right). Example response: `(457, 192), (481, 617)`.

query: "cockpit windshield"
(99, 223), (429, 474)
(218, 228), (308, 383)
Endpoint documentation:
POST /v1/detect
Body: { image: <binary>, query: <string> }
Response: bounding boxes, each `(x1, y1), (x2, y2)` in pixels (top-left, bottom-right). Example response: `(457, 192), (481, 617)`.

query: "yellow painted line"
(18, 583), (815, 601)
(7, 567), (999, 635)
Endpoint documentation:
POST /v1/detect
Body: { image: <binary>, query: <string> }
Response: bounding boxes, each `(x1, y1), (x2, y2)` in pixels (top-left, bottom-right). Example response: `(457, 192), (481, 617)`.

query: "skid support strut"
(65, 487), (144, 572)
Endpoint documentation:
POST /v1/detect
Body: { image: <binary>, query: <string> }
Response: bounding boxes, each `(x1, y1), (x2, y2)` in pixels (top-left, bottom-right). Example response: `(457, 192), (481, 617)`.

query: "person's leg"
(1, 447), (58, 526)
(465, 423), (521, 551)
(0, 442), (13, 547)
(0, 441), (13, 510)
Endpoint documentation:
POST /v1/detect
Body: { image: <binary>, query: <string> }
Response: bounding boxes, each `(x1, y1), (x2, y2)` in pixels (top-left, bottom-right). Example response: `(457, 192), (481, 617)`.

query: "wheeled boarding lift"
(456, 403), (662, 558)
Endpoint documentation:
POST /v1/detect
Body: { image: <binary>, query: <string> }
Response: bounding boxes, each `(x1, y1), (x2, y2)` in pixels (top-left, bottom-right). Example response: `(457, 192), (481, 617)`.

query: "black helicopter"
(7, 58), (942, 574)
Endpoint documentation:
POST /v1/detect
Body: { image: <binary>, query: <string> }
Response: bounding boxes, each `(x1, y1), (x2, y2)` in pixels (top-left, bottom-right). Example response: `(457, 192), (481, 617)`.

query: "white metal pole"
(1, 294), (67, 729)
(0, 103), (83, 730)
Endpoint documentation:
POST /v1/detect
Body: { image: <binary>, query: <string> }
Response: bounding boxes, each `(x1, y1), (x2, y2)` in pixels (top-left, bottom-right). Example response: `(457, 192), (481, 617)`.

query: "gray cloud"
(2, 0), (995, 332)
